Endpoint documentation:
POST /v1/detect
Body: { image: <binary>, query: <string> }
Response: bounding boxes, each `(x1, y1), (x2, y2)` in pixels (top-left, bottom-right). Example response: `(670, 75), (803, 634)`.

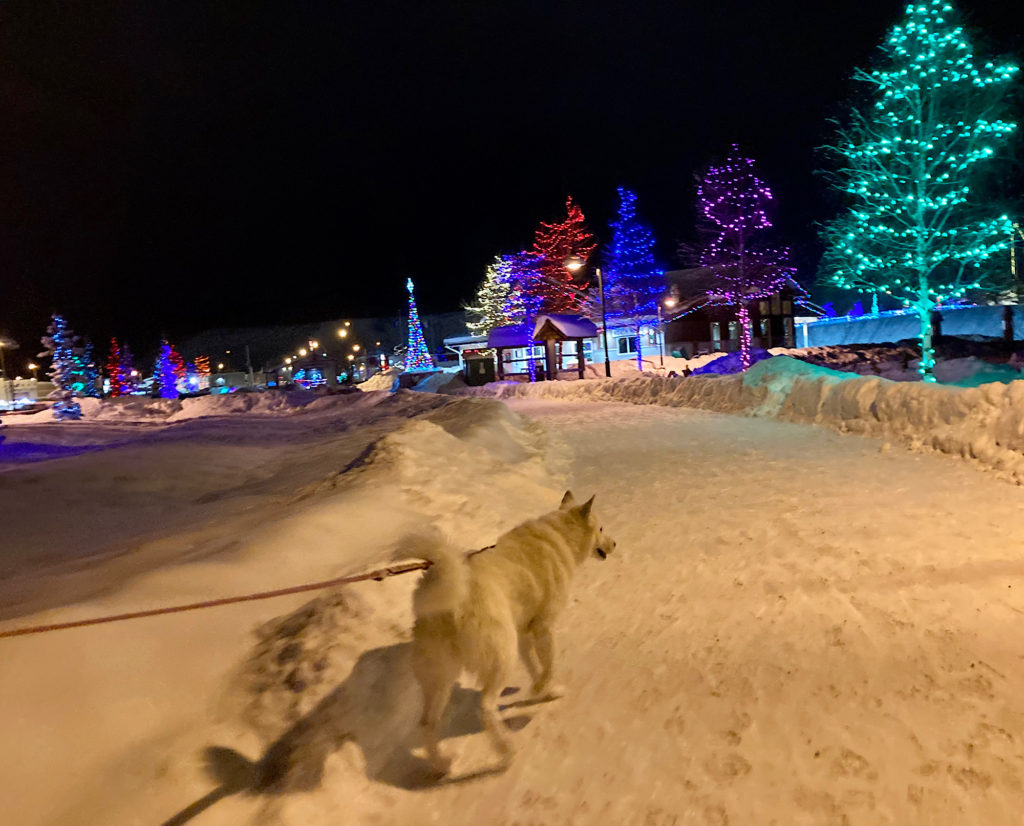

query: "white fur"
(404, 490), (616, 774)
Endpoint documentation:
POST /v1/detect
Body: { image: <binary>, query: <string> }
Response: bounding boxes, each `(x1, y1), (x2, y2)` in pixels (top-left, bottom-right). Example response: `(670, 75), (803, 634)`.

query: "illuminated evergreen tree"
(695, 145), (795, 370)
(39, 313), (82, 420)
(154, 338), (181, 399)
(405, 278), (434, 371)
(601, 187), (665, 370)
(106, 338), (125, 397)
(464, 255), (524, 336)
(195, 354), (211, 390)
(75, 339), (101, 398)
(820, 0), (1018, 382)
(530, 196), (597, 314)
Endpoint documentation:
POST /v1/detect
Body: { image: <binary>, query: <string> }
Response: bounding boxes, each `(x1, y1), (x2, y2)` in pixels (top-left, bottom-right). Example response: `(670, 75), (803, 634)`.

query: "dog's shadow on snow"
(161, 642), (533, 826)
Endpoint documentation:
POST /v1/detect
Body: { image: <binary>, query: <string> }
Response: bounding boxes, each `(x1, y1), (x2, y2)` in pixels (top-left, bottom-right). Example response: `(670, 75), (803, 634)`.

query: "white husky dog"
(405, 490), (616, 774)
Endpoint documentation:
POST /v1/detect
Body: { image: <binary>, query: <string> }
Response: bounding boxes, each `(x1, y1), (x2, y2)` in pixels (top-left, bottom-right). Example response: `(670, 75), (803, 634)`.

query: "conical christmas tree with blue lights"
(405, 278), (434, 371)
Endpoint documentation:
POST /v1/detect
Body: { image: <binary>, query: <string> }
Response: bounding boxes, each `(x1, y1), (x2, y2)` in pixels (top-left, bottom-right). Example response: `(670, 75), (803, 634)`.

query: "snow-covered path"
(4, 395), (1024, 825)
(373, 399), (1024, 825)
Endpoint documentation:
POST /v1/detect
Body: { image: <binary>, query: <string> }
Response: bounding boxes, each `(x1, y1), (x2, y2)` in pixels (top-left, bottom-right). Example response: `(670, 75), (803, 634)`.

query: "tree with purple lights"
(601, 187), (664, 371)
(694, 145), (795, 371)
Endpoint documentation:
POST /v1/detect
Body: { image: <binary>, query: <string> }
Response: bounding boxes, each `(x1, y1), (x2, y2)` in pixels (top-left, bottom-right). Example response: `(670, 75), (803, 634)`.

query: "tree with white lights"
(820, 0), (1018, 382)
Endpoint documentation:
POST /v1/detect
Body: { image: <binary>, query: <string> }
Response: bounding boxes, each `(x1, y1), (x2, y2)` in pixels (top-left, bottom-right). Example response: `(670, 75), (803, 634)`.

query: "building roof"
(534, 314), (598, 339)
(487, 314), (599, 348)
(664, 267), (808, 301)
(488, 324), (533, 348)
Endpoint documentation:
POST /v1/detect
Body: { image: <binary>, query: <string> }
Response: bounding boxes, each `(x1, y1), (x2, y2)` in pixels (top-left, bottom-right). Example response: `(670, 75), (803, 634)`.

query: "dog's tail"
(400, 526), (470, 619)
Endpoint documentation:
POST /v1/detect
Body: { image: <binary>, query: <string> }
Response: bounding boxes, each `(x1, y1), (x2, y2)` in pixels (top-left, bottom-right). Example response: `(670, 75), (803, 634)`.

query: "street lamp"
(28, 362), (38, 381)
(566, 256), (611, 378)
(659, 296), (677, 368)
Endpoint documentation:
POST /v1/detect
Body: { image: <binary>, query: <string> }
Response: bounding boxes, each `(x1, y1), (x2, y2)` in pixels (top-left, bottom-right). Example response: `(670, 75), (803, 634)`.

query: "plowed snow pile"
(464, 356), (1024, 483)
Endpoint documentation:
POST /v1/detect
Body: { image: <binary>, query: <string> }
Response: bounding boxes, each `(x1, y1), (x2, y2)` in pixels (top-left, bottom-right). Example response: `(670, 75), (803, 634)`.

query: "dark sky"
(1, 0), (1021, 363)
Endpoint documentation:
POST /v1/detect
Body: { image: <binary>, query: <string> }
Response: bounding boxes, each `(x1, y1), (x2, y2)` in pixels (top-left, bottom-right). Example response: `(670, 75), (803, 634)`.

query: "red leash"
(0, 560), (431, 640)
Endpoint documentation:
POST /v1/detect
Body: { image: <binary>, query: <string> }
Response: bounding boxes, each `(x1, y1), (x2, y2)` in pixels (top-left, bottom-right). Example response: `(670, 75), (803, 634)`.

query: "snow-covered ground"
(3, 364), (1024, 825)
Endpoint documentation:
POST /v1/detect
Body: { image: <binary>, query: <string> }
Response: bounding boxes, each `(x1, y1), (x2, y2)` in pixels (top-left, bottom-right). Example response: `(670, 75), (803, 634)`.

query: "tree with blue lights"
(405, 278), (434, 371)
(695, 145), (795, 371)
(820, 0), (1018, 382)
(154, 338), (181, 399)
(39, 313), (82, 420)
(601, 187), (664, 370)
(75, 339), (101, 398)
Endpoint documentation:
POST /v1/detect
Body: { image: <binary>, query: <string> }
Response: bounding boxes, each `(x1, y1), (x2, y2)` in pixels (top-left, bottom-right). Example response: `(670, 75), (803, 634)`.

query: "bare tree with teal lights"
(820, 0), (1019, 382)
(39, 313), (83, 420)
(693, 146), (795, 371)
(405, 278), (434, 371)
(601, 187), (664, 371)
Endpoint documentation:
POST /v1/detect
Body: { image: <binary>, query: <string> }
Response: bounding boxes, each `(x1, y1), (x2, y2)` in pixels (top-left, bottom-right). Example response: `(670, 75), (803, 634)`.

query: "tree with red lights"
(694, 145), (794, 370)
(529, 196), (597, 314)
(106, 337), (125, 397)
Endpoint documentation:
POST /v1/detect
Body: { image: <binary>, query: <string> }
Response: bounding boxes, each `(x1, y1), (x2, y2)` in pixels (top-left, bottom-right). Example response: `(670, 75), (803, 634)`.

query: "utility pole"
(245, 345), (255, 388)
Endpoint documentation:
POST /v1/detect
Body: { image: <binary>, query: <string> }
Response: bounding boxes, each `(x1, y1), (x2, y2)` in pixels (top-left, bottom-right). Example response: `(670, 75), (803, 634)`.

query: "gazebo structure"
(488, 314), (598, 381)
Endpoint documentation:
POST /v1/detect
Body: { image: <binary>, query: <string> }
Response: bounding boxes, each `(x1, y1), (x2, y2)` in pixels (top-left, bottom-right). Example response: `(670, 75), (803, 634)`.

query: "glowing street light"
(285, 357), (292, 365)
(298, 348), (307, 357)
(217, 363), (225, 371)
(565, 255), (610, 378)
(347, 354), (355, 361)
(352, 343), (361, 352)
(28, 362), (38, 380)
(338, 328), (348, 338)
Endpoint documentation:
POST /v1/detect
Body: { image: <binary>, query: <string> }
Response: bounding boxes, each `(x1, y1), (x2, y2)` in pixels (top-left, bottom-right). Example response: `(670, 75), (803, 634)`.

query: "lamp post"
(661, 296), (677, 368)
(566, 256), (611, 378)
(28, 362), (38, 381)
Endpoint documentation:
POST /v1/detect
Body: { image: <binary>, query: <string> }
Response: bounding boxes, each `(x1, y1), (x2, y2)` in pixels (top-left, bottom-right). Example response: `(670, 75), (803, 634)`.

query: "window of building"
(618, 337), (637, 354)
(728, 321), (740, 340)
(759, 300), (770, 315)
(759, 318), (770, 338)
(710, 322), (721, 341)
(771, 294), (782, 314)
(782, 300), (792, 314)
(647, 327), (658, 345)
(784, 318), (795, 347)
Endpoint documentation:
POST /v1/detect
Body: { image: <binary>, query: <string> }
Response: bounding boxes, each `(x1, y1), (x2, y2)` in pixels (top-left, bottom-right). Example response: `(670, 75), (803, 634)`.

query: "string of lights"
(821, 0), (1018, 382)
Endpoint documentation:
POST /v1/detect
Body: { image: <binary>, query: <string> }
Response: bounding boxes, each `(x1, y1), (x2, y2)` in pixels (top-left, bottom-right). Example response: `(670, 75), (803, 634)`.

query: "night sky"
(1, 0), (1021, 364)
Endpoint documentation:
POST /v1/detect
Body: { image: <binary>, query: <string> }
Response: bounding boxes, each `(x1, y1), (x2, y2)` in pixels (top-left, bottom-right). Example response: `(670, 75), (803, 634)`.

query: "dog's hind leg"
(530, 625), (565, 701)
(478, 660), (515, 770)
(414, 654), (458, 775)
(518, 632), (542, 690)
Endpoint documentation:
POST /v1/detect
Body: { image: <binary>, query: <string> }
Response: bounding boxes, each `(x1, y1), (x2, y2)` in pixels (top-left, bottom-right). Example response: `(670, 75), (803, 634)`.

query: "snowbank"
(356, 367), (402, 392)
(463, 356), (1024, 483)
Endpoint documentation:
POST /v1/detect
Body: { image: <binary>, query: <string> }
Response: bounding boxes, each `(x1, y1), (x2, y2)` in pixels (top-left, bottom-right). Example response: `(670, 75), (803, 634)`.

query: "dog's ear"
(576, 495), (595, 519)
(560, 490), (575, 509)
